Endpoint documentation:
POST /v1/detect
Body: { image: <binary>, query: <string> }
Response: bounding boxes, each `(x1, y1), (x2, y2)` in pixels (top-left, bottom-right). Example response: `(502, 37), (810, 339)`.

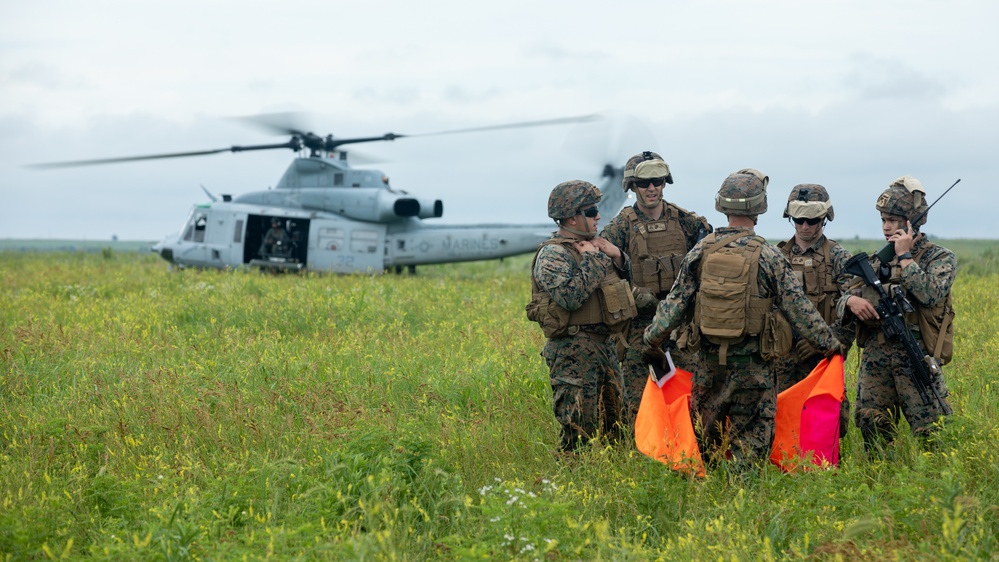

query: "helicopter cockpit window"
(183, 212), (208, 243)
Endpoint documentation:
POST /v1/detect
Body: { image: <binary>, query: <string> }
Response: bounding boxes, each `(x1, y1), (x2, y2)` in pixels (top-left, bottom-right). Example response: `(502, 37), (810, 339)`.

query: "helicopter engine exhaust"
(393, 199), (420, 217)
(417, 198), (444, 219)
(392, 198), (443, 219)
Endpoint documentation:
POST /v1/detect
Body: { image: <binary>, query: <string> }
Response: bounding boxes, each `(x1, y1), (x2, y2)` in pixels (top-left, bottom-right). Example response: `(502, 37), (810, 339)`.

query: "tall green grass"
(1, 245), (997, 560)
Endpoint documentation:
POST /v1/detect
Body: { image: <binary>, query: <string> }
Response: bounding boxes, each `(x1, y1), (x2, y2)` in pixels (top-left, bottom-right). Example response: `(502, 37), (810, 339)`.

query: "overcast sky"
(1, 0), (997, 241)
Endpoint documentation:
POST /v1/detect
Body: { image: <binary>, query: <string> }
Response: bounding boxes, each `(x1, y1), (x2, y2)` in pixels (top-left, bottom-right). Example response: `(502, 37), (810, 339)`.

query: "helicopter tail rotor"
(560, 112), (657, 219)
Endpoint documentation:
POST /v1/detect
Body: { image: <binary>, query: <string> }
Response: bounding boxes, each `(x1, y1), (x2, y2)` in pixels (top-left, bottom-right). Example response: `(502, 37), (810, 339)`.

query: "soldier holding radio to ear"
(838, 176), (956, 449)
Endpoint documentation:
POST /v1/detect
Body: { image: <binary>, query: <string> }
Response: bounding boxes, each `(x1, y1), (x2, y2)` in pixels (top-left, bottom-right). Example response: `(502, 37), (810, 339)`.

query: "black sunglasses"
(792, 217), (823, 226)
(581, 206), (599, 218)
(632, 177), (667, 189)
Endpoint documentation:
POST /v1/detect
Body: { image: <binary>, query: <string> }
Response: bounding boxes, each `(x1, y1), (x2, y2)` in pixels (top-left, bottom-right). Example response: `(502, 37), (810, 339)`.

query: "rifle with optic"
(843, 254), (946, 410)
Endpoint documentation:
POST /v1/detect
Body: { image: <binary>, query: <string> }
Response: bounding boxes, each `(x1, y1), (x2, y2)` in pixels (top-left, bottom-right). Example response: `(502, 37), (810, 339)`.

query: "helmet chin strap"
(795, 219), (826, 242)
(637, 195), (662, 210)
(798, 230), (820, 242)
(560, 215), (597, 240)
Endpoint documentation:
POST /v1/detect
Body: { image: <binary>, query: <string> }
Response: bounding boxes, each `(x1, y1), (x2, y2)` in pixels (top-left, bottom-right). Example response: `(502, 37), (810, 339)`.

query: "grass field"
(0, 240), (155, 253)
(1, 241), (997, 560)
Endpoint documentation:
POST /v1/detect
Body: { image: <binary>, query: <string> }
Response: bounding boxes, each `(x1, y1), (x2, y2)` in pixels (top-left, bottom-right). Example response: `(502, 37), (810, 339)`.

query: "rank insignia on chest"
(647, 222), (667, 232)
(791, 256), (813, 267)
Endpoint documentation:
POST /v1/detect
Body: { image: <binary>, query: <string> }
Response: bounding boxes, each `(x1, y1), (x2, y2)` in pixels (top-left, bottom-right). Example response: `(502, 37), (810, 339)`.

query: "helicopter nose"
(154, 245), (174, 262)
(152, 238), (176, 263)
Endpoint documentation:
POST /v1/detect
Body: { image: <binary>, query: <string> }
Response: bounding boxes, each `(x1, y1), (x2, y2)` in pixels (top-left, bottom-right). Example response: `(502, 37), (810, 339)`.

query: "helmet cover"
(876, 175), (928, 228)
(622, 151), (673, 191)
(784, 183), (834, 221)
(715, 173), (768, 216)
(548, 180), (602, 220)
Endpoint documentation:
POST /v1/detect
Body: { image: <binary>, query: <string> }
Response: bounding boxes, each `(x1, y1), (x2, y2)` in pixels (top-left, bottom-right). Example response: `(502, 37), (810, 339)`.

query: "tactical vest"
(621, 206), (690, 296)
(692, 232), (788, 364)
(856, 242), (956, 364)
(526, 238), (638, 339)
(777, 237), (839, 325)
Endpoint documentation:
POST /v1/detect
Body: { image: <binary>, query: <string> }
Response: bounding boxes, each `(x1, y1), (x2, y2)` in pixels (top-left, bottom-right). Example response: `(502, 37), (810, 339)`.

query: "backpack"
(694, 232), (790, 364)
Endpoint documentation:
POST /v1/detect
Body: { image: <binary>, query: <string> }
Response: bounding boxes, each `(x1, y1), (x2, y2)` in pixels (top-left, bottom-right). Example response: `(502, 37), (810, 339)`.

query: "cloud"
(352, 86), (422, 106)
(2, 0), (996, 241)
(442, 85), (503, 104)
(844, 54), (947, 101)
(524, 42), (612, 62)
(5, 62), (87, 90)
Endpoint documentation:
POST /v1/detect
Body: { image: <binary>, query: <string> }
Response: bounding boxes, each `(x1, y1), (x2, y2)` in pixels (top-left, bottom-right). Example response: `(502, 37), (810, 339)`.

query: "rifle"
(695, 224), (710, 243)
(874, 179), (961, 263)
(843, 253), (947, 411)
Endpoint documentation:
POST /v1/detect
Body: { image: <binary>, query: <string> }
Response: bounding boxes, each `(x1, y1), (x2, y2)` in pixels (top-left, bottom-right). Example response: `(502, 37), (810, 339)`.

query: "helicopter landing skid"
(250, 258), (304, 272)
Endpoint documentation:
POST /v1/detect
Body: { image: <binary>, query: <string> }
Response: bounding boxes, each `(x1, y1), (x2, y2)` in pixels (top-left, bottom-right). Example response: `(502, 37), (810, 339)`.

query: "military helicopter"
(31, 114), (629, 274)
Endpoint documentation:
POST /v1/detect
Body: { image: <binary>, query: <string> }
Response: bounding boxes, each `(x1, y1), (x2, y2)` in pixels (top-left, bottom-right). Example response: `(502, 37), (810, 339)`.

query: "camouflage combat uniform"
(260, 226), (292, 258)
(644, 226), (841, 463)
(839, 236), (955, 444)
(600, 203), (711, 424)
(532, 237), (633, 451)
(771, 235), (854, 436)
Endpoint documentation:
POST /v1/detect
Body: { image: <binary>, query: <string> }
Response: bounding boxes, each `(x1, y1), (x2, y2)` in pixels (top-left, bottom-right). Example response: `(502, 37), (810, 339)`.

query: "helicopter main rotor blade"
(28, 113), (603, 169)
(27, 141), (301, 169)
(322, 114), (602, 150)
(233, 111), (313, 137)
(405, 114), (601, 139)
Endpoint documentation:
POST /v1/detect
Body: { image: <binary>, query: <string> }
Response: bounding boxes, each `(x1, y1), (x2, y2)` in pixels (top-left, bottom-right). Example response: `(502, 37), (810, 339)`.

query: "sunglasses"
(632, 177), (667, 189)
(792, 217), (823, 226)
(581, 206), (600, 218)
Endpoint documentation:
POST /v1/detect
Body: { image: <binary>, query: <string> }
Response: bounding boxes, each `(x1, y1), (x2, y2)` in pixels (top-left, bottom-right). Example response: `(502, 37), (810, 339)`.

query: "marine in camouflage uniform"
(259, 218), (293, 259)
(838, 176), (955, 447)
(771, 184), (855, 438)
(643, 171), (844, 464)
(528, 180), (637, 452)
(599, 151), (712, 424)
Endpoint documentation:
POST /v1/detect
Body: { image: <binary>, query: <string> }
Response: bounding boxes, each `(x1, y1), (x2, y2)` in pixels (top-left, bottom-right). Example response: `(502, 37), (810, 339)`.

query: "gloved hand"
(794, 339), (820, 363)
(822, 339), (849, 358)
(633, 286), (658, 310)
(640, 342), (669, 372)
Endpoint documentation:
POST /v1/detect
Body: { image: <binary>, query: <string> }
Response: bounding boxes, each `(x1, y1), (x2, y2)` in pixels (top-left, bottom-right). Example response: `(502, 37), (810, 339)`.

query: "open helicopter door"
(245, 214), (309, 271)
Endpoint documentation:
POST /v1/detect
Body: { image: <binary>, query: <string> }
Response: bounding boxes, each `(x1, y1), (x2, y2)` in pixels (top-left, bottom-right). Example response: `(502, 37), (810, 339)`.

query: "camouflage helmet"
(784, 183), (834, 221)
(715, 172), (768, 216)
(548, 180), (602, 220)
(736, 168), (769, 190)
(622, 151), (673, 191)
(876, 175), (929, 228)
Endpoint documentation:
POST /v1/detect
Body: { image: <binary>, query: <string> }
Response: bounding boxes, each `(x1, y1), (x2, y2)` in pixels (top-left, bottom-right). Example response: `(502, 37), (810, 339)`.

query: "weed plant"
(1, 245), (997, 560)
